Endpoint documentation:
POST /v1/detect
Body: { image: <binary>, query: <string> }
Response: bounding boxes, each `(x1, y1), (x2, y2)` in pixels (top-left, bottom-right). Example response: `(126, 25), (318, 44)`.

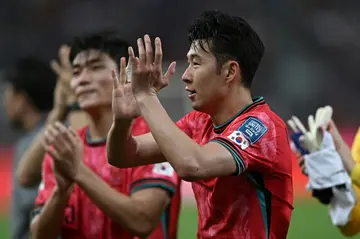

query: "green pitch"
(178, 199), (360, 239)
(0, 199), (359, 238)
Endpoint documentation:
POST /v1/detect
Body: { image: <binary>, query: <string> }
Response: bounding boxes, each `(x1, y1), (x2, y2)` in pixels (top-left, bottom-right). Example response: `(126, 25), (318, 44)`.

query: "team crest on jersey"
(153, 162), (174, 176)
(238, 117), (268, 144)
(227, 131), (249, 150)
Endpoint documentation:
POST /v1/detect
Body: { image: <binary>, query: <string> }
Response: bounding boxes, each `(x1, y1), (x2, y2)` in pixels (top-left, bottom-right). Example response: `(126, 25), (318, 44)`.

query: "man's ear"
(222, 60), (240, 84)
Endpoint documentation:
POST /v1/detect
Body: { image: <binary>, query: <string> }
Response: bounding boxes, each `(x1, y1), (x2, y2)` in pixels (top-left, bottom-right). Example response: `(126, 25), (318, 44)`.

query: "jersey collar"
(213, 96), (266, 134)
(85, 127), (107, 146)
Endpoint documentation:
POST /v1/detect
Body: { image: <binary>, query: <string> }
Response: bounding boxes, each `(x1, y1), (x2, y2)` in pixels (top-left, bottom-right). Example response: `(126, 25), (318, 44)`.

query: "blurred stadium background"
(1, 0), (360, 238)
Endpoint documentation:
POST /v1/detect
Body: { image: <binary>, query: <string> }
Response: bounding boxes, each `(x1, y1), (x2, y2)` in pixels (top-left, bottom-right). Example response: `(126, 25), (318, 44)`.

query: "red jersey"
(34, 117), (181, 239)
(176, 97), (293, 239)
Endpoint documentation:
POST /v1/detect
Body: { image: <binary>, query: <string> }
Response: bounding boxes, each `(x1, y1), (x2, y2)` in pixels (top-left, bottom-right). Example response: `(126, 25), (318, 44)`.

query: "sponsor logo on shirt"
(153, 162), (174, 176)
(238, 117), (268, 144)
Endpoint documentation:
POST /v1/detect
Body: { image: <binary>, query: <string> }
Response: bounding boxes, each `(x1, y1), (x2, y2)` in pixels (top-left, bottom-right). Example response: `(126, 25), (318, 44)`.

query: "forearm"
(106, 119), (137, 167)
(31, 186), (71, 239)
(75, 165), (154, 236)
(17, 109), (67, 187)
(337, 140), (356, 174)
(138, 96), (203, 179)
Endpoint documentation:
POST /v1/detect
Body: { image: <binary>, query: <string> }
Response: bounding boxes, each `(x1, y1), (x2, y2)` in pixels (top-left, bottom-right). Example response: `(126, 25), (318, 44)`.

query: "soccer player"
(17, 45), (87, 188)
(295, 121), (360, 236)
(30, 31), (181, 239)
(2, 57), (56, 239)
(107, 10), (293, 239)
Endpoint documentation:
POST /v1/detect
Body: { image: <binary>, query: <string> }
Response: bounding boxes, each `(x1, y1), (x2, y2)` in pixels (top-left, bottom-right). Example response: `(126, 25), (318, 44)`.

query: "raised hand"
(50, 45), (76, 110)
(43, 122), (84, 182)
(128, 35), (176, 99)
(111, 58), (141, 120)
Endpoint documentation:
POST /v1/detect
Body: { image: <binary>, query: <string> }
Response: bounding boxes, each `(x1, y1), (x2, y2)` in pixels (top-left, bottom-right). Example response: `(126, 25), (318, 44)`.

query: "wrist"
(136, 93), (158, 107)
(134, 90), (157, 104)
(47, 108), (67, 123)
(74, 163), (89, 184)
(54, 184), (73, 196)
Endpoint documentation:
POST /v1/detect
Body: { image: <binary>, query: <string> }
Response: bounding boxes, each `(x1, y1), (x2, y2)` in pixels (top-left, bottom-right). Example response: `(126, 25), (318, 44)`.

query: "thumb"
(163, 61), (176, 82)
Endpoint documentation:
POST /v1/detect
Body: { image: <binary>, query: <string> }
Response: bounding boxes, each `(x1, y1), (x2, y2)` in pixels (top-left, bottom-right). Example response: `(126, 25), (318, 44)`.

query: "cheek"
(95, 71), (114, 98)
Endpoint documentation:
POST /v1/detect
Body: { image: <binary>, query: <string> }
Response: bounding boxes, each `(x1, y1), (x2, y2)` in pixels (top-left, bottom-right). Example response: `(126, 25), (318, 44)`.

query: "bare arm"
(74, 164), (171, 237)
(30, 186), (72, 239)
(136, 96), (237, 181)
(16, 109), (67, 187)
(107, 120), (166, 168)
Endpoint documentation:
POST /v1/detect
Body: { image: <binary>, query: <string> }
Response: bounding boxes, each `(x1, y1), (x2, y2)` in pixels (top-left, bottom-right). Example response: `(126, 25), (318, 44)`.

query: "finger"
(46, 147), (61, 161)
(59, 45), (72, 69)
(301, 166), (308, 176)
(292, 116), (308, 135)
(128, 47), (138, 71)
(154, 37), (163, 66)
(144, 34), (153, 66)
(315, 107), (324, 125)
(53, 122), (75, 150)
(111, 69), (119, 89)
(299, 157), (305, 167)
(50, 60), (61, 75)
(308, 115), (315, 133)
(137, 38), (146, 66)
(287, 119), (298, 133)
(163, 61), (176, 81)
(44, 124), (59, 143)
(126, 60), (132, 83)
(119, 57), (127, 85)
(68, 127), (80, 140)
(321, 106), (333, 127)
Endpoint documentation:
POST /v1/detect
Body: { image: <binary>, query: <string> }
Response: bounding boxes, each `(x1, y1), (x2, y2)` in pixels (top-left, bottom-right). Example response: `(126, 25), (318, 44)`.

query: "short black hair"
(69, 31), (130, 68)
(188, 10), (265, 88)
(3, 57), (56, 112)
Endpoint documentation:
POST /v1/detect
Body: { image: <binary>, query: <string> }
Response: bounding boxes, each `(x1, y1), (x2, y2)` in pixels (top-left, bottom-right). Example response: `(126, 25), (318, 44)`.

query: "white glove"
(287, 105), (333, 153)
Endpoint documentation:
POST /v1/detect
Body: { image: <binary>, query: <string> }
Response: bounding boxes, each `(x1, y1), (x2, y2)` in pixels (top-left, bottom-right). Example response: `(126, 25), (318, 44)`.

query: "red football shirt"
(176, 97), (293, 239)
(34, 117), (181, 239)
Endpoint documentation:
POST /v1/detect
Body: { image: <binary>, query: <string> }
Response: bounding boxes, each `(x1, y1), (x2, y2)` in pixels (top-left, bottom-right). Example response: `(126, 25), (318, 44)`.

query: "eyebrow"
(187, 53), (201, 60)
(73, 58), (102, 69)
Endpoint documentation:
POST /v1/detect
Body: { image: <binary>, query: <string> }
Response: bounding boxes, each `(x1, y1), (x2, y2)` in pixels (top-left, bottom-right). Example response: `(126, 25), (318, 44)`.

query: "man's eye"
(73, 71), (80, 76)
(193, 62), (200, 66)
(91, 65), (103, 70)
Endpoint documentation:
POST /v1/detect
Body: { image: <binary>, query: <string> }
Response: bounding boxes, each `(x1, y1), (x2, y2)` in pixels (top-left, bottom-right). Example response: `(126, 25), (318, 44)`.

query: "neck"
(210, 87), (252, 126)
(23, 111), (42, 131)
(86, 107), (113, 140)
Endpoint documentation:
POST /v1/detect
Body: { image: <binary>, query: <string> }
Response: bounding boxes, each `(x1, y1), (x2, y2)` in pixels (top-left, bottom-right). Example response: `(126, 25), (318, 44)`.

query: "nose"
(182, 65), (193, 84)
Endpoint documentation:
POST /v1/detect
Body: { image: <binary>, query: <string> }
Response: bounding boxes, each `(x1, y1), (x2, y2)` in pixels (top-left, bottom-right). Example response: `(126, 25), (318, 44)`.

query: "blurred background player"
(30, 31), (181, 239)
(2, 57), (56, 239)
(108, 10), (293, 239)
(16, 45), (87, 188)
(289, 110), (360, 237)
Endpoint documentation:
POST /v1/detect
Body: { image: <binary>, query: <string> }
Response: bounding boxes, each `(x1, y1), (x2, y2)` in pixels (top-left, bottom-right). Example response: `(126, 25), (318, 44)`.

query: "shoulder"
(179, 110), (211, 127)
(226, 106), (288, 146)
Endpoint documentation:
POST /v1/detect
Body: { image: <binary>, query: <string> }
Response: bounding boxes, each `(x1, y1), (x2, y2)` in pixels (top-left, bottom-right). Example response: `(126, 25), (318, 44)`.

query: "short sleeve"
(211, 116), (277, 176)
(129, 162), (179, 197)
(34, 154), (56, 208)
(176, 113), (194, 137)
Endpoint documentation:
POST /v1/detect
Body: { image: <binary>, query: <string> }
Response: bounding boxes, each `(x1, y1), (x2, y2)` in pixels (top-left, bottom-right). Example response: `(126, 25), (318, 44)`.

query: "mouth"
(77, 89), (96, 98)
(185, 88), (197, 98)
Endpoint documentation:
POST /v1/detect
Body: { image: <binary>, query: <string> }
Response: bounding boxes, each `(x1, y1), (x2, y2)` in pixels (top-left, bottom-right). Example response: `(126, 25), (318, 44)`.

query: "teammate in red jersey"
(107, 10), (293, 239)
(30, 31), (181, 239)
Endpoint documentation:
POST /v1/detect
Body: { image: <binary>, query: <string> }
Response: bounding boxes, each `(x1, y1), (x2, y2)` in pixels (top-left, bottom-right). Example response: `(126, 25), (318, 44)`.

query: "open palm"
(112, 58), (140, 120)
